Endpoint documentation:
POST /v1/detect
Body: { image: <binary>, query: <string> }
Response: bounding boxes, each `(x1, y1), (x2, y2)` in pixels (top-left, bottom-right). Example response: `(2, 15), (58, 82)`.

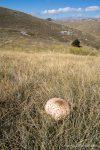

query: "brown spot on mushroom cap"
(55, 100), (65, 106)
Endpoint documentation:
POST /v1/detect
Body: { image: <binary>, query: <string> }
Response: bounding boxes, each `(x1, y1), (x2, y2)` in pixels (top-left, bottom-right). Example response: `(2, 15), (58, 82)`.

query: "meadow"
(0, 48), (100, 149)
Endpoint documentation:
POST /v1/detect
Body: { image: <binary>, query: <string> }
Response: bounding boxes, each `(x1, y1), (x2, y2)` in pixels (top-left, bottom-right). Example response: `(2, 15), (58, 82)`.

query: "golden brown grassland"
(0, 39), (99, 56)
(0, 49), (100, 149)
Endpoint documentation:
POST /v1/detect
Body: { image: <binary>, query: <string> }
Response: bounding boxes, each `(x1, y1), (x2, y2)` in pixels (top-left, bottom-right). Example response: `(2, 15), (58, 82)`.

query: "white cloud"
(42, 7), (82, 14)
(42, 6), (100, 15)
(85, 6), (100, 11)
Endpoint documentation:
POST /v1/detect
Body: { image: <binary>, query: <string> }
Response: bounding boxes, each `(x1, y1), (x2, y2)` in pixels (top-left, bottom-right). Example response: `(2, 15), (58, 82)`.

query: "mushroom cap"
(45, 98), (72, 120)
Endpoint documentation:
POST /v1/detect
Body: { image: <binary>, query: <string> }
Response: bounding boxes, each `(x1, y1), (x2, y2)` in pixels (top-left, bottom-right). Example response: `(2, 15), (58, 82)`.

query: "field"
(0, 49), (100, 149)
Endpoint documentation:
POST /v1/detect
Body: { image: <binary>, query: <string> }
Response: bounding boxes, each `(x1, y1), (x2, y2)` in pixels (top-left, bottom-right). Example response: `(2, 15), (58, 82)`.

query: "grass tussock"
(0, 51), (100, 150)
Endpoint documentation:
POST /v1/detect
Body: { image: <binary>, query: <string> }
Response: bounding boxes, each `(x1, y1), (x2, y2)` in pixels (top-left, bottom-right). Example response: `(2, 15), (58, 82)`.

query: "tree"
(71, 39), (80, 47)
(46, 18), (52, 21)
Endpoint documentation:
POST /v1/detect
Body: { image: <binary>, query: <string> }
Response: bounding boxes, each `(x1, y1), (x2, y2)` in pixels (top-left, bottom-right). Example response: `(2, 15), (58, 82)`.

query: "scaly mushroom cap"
(45, 98), (72, 120)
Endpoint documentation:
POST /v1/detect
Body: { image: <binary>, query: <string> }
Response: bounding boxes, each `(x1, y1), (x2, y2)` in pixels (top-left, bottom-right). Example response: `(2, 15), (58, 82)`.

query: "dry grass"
(0, 39), (99, 56)
(0, 51), (100, 150)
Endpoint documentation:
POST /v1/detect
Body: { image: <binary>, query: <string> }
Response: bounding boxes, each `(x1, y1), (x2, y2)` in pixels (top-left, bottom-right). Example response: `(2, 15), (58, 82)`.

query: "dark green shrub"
(71, 39), (80, 47)
(46, 18), (52, 21)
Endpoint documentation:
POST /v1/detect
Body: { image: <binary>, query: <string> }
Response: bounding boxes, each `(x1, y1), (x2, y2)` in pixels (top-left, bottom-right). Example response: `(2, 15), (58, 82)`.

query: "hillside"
(59, 19), (100, 39)
(0, 7), (100, 49)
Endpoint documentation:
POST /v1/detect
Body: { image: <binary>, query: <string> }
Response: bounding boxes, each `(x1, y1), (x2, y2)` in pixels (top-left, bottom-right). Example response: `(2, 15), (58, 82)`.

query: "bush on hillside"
(46, 18), (53, 21)
(71, 39), (81, 47)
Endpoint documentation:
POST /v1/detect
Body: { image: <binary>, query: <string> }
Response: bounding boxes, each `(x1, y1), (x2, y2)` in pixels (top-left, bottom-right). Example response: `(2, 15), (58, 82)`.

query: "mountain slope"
(0, 7), (100, 49)
(60, 19), (100, 39)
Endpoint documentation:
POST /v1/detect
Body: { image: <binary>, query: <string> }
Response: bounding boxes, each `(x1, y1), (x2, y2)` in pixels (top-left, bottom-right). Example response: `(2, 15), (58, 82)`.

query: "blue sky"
(0, 0), (100, 19)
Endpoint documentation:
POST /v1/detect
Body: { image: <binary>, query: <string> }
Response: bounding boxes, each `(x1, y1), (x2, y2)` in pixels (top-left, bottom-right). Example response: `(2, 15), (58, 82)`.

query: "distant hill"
(0, 7), (100, 49)
(59, 19), (100, 39)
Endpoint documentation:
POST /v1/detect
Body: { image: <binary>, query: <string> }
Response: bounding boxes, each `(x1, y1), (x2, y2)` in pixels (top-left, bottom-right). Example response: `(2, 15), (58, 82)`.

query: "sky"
(0, 0), (100, 19)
